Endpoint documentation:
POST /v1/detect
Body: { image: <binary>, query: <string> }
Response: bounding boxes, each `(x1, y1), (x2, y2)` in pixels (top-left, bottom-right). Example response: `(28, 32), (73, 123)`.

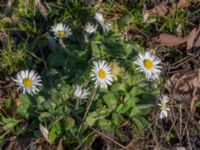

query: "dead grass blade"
(35, 0), (48, 21)
(190, 95), (200, 116)
(57, 139), (64, 150)
(153, 33), (187, 46)
(39, 124), (49, 143)
(3, 0), (14, 16)
(194, 35), (200, 47)
(0, 31), (9, 46)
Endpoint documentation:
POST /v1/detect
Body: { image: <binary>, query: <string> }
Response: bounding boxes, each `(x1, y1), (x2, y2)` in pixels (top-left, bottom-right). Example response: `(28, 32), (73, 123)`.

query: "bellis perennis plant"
(9, 9), (167, 149)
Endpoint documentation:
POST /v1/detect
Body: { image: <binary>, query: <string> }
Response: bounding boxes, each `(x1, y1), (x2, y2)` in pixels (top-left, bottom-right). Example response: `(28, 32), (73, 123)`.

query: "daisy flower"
(158, 95), (170, 119)
(50, 23), (72, 38)
(103, 22), (112, 32)
(13, 70), (42, 95)
(134, 52), (162, 80)
(95, 12), (104, 26)
(91, 60), (113, 89)
(73, 84), (89, 99)
(84, 22), (98, 34)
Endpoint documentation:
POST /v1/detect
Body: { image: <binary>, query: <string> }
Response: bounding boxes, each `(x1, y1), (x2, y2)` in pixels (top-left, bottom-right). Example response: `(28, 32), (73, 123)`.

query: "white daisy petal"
(21, 70), (26, 78)
(158, 95), (170, 119)
(103, 22), (112, 32)
(91, 60), (113, 89)
(134, 52), (162, 80)
(25, 70), (29, 78)
(50, 23), (72, 38)
(84, 22), (98, 34)
(13, 70), (42, 95)
(73, 85), (89, 99)
(95, 12), (104, 26)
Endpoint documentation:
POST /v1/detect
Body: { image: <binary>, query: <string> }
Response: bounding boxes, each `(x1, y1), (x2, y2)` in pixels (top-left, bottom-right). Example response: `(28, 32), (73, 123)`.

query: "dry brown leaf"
(144, 1), (169, 16)
(176, 0), (190, 9)
(35, 0), (48, 21)
(186, 26), (200, 50)
(144, 0), (189, 18)
(142, 11), (150, 23)
(176, 24), (183, 36)
(153, 33), (187, 46)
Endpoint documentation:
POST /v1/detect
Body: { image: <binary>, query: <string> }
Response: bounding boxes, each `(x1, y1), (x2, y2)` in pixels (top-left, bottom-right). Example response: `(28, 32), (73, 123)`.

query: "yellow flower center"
(23, 78), (33, 87)
(143, 59), (154, 70)
(58, 30), (65, 36)
(98, 69), (106, 79)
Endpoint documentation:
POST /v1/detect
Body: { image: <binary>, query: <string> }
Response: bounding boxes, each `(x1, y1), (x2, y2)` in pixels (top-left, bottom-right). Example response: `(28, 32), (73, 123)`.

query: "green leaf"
(132, 116), (148, 133)
(135, 104), (155, 114)
(111, 83), (126, 93)
(86, 113), (97, 126)
(98, 119), (113, 131)
(17, 105), (30, 119)
(37, 96), (45, 104)
(16, 95), (35, 119)
(103, 93), (118, 110)
(112, 113), (124, 126)
(0, 137), (5, 145)
(48, 53), (66, 66)
(36, 96), (46, 109)
(3, 118), (19, 131)
(39, 112), (52, 121)
(117, 15), (132, 30)
(86, 108), (111, 126)
(129, 87), (143, 97)
(19, 94), (33, 106)
(49, 123), (62, 144)
(64, 117), (75, 130)
(116, 103), (130, 114)
(128, 107), (139, 117)
(90, 42), (99, 53)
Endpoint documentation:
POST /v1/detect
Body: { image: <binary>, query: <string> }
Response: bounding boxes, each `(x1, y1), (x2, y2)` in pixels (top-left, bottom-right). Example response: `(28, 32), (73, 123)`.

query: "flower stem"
(75, 98), (80, 110)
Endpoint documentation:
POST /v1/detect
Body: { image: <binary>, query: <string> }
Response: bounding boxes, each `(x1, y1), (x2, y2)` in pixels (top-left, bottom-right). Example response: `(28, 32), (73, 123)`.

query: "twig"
(83, 88), (97, 121)
(149, 125), (160, 148)
(179, 104), (182, 138)
(186, 130), (192, 150)
(87, 126), (129, 150)
(76, 88), (97, 137)
(70, 108), (128, 150)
